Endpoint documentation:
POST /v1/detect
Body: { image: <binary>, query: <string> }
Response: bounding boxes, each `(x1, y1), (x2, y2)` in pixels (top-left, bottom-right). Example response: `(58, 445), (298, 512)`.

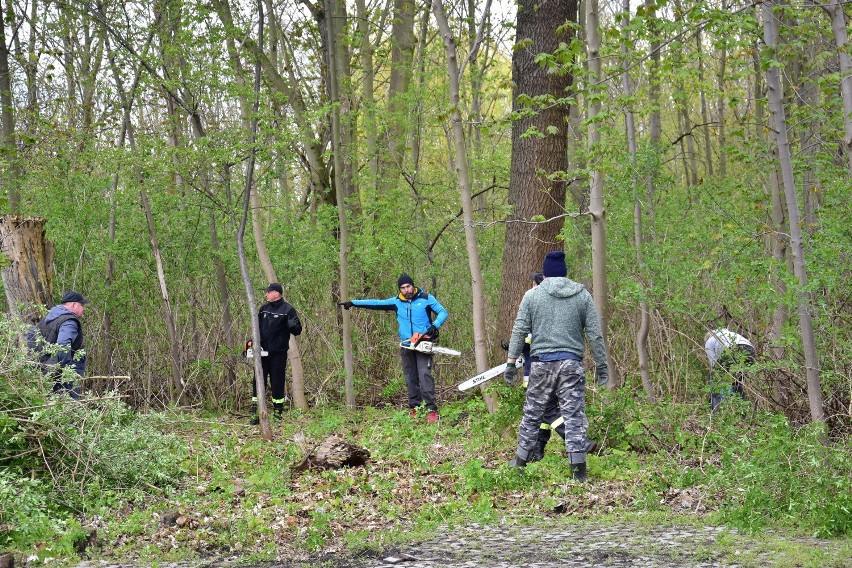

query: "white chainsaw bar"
(399, 340), (461, 357)
(457, 358), (524, 391)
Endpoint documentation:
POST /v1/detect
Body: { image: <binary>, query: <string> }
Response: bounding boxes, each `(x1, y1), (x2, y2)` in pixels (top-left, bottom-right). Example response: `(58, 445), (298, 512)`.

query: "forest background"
(0, 0), (851, 561)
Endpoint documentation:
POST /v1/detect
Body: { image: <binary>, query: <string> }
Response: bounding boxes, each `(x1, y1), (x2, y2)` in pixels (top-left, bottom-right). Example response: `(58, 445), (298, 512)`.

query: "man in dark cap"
(339, 273), (448, 423)
(250, 283), (302, 423)
(504, 251), (609, 481)
(26, 290), (90, 399)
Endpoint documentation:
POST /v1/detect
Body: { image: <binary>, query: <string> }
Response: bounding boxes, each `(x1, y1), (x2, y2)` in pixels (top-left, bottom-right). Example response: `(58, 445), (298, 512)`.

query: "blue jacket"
(26, 305), (86, 375)
(352, 289), (448, 341)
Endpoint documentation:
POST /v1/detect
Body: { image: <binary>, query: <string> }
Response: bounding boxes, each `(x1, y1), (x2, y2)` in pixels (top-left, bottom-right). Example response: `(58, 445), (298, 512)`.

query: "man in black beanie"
(504, 251), (609, 481)
(339, 273), (449, 423)
(249, 283), (302, 423)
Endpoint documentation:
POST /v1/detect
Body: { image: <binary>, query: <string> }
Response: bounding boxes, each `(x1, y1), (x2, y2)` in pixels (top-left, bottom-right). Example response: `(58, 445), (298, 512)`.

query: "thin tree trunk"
(762, 2), (823, 423)
(645, 0), (660, 231)
(356, 0), (377, 205)
(214, 0), (308, 410)
(326, 0), (356, 409)
(621, 0), (653, 401)
(716, 7), (728, 177)
(0, 6), (20, 212)
(754, 33), (788, 388)
(696, 30), (714, 178)
(139, 188), (184, 404)
(586, 0), (617, 388)
(819, 0), (852, 175)
(237, 2), (273, 440)
(433, 0), (497, 412)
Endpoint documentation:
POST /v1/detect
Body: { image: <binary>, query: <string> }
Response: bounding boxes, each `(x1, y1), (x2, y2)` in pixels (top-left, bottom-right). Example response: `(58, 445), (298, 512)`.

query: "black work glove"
(339, 301), (354, 310)
(595, 365), (609, 386)
(425, 325), (438, 338)
(504, 363), (518, 386)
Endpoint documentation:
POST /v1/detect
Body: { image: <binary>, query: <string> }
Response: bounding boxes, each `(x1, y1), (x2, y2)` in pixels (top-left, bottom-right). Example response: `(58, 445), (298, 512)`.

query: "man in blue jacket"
(26, 290), (89, 399)
(340, 273), (448, 423)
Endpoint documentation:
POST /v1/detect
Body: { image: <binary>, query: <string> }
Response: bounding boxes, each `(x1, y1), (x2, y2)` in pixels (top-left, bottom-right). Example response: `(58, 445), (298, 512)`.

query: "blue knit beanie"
(542, 251), (567, 277)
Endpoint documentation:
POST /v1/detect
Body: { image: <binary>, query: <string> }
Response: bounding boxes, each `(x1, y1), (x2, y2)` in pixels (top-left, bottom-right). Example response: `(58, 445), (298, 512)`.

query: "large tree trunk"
(586, 0), (617, 388)
(762, 2), (823, 423)
(496, 0), (578, 360)
(0, 216), (53, 324)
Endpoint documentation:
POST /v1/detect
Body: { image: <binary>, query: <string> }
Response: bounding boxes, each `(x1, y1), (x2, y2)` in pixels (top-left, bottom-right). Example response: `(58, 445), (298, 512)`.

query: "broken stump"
(294, 435), (370, 472)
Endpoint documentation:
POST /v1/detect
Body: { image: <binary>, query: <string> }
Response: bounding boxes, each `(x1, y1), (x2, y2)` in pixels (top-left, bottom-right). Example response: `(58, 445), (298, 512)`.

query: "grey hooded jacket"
(507, 277), (607, 369)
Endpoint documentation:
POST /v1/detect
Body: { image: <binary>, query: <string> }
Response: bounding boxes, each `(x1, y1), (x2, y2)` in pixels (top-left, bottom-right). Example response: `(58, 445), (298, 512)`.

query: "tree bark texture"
(0, 216), (54, 324)
(496, 0), (578, 359)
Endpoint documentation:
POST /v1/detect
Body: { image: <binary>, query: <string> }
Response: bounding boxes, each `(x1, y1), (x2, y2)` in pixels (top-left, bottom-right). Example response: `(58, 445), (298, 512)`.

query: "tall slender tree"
(762, 0), (823, 423)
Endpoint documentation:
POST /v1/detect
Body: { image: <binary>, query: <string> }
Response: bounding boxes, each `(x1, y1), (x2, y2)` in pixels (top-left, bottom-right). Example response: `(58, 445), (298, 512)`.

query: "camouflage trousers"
(516, 359), (587, 463)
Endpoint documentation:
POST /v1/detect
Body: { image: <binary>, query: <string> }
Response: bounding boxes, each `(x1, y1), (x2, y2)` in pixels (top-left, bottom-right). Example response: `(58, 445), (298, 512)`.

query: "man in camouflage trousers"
(504, 251), (609, 481)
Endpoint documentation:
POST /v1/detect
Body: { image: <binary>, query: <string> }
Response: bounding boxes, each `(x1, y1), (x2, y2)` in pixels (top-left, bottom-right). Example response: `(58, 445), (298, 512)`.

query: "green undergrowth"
(2, 380), (850, 565)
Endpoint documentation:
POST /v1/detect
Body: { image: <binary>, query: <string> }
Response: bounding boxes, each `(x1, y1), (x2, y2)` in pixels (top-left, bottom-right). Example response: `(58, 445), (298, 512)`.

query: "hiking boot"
(409, 408), (418, 419)
(571, 461), (588, 482)
(427, 411), (439, 424)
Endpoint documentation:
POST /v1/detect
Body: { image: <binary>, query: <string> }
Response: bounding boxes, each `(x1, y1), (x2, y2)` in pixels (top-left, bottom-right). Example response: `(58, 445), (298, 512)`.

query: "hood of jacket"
(539, 277), (585, 299)
(45, 304), (76, 323)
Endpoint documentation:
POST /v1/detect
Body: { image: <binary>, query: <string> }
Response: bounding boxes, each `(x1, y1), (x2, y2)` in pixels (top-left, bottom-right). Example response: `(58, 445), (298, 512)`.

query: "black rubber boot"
(508, 456), (528, 468)
(571, 461), (588, 482)
(273, 403), (284, 420)
(249, 404), (259, 425)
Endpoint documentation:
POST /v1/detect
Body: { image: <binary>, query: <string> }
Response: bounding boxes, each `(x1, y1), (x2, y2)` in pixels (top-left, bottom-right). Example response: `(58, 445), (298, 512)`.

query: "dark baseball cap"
(265, 283), (283, 294)
(60, 290), (89, 304)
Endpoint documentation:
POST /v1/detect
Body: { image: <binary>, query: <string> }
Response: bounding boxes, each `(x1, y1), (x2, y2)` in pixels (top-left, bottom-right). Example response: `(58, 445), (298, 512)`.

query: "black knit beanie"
(542, 251), (567, 278)
(397, 273), (415, 288)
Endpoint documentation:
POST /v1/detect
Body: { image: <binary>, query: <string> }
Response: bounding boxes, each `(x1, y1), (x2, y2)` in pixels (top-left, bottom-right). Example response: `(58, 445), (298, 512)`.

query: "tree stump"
(294, 435), (370, 472)
(0, 215), (54, 324)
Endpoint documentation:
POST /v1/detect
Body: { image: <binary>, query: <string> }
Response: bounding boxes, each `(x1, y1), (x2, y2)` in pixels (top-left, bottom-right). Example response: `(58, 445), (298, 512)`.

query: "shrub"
(0, 314), (188, 549)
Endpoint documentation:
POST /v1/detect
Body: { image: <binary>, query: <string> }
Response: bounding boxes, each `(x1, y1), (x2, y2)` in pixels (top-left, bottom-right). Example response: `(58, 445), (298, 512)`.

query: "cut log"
(0, 215), (54, 324)
(294, 435), (370, 472)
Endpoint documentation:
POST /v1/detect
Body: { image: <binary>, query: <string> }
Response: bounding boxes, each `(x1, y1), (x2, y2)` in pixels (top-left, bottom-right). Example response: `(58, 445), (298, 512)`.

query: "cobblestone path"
(336, 523), (732, 567)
